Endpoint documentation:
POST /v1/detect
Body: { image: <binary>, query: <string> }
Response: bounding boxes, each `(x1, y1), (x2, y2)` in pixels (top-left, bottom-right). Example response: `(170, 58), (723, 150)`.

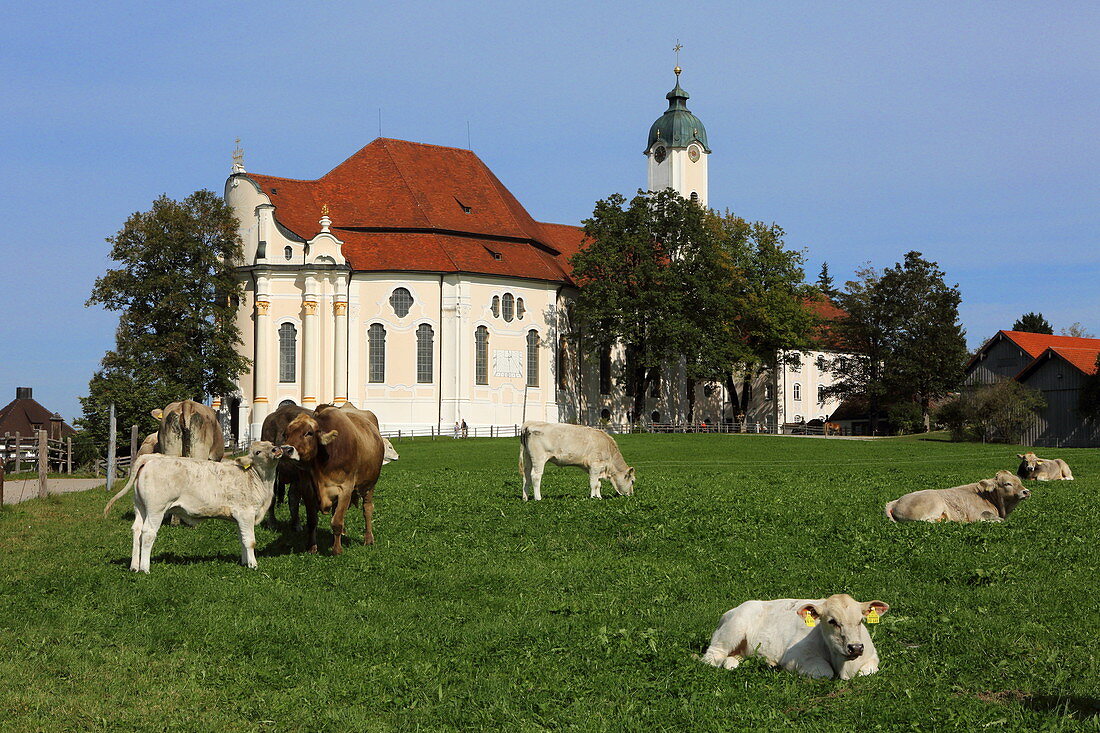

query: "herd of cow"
(102, 405), (1074, 681)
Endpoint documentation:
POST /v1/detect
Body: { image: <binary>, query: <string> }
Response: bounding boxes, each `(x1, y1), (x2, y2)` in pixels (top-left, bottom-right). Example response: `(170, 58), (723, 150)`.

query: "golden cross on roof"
(674, 41), (683, 75)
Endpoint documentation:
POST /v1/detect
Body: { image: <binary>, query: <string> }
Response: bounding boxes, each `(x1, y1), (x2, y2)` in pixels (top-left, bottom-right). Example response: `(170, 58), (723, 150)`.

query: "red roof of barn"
(1014, 345), (1100, 382)
(240, 138), (586, 283)
(968, 330), (1100, 371)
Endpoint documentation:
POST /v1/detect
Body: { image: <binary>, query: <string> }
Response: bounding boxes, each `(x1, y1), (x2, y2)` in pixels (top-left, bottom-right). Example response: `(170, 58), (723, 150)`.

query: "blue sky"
(2, 1), (1098, 422)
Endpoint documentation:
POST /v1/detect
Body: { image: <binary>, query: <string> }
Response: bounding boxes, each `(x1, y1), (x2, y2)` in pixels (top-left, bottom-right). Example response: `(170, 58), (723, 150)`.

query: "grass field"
(1, 433), (1098, 731)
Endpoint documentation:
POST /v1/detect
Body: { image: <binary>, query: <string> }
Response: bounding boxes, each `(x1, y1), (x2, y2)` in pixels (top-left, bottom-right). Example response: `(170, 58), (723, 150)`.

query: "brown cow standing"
(280, 406), (385, 554)
(152, 400), (224, 461)
(260, 404), (315, 530)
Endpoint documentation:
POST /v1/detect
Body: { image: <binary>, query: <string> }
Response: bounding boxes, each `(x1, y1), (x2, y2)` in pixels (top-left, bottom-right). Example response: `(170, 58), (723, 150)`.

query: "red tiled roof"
(1015, 346), (1100, 382)
(242, 138), (584, 283)
(969, 330), (1100, 372)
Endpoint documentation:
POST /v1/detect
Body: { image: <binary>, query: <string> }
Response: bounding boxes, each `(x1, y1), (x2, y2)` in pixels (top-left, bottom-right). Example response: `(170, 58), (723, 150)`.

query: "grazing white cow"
(518, 421), (635, 501)
(884, 470), (1031, 523)
(1017, 452), (1074, 481)
(104, 442), (283, 573)
(701, 594), (889, 680)
(381, 437), (399, 465)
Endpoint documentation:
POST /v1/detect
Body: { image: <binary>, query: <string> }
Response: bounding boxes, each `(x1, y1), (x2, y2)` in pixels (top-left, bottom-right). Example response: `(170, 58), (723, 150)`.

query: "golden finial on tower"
(321, 203), (329, 217)
(674, 41), (683, 76)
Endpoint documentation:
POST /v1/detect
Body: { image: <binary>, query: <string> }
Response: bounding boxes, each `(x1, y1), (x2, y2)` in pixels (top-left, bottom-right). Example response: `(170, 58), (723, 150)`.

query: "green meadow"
(1, 434), (1097, 731)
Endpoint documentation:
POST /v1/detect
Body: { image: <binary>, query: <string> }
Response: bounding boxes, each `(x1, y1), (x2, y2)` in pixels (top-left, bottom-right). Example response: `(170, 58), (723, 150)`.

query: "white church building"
(222, 67), (841, 441)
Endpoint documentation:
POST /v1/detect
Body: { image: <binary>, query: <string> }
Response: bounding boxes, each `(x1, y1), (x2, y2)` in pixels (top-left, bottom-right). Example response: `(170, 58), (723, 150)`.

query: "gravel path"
(2, 478), (105, 505)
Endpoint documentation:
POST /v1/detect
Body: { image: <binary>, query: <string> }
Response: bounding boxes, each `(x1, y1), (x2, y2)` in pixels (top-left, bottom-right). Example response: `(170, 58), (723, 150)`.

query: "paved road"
(2, 478), (105, 505)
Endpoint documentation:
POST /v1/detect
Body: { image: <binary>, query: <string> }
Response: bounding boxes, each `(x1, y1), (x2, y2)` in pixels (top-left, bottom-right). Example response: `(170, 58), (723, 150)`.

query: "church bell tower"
(645, 64), (710, 207)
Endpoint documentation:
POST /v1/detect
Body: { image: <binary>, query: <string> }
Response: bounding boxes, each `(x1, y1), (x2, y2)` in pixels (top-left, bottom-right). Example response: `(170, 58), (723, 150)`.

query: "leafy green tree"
(823, 252), (967, 431)
(937, 382), (1045, 443)
(570, 190), (816, 423)
(1078, 354), (1100, 422)
(1012, 312), (1053, 334)
(79, 190), (248, 448)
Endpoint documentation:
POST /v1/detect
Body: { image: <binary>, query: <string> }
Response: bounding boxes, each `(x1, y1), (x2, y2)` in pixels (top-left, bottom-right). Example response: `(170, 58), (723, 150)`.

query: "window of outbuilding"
(389, 287), (413, 318)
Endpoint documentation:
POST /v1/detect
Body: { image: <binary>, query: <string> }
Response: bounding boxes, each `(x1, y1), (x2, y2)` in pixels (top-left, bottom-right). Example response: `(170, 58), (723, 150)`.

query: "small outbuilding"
(0, 387), (76, 441)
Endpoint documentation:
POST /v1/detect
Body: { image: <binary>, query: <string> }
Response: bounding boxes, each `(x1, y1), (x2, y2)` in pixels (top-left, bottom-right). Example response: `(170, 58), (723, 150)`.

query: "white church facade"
(222, 69), (841, 441)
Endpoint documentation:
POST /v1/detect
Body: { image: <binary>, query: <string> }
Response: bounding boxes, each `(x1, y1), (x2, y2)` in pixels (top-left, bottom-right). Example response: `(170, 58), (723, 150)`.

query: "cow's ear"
(1016, 454), (1025, 459)
(626, 466), (636, 480)
(797, 604), (819, 621)
(978, 479), (996, 492)
(319, 429), (339, 445)
(150, 409), (163, 420)
(234, 455), (253, 470)
(862, 601), (889, 618)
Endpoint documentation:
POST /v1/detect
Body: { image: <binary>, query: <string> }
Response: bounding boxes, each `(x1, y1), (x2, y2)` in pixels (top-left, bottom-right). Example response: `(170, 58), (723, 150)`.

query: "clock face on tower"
(653, 145), (667, 164)
(688, 145), (701, 163)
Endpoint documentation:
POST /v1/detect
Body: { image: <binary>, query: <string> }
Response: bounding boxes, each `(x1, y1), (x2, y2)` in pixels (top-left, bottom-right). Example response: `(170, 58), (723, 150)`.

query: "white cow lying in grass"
(1016, 452), (1074, 481)
(518, 421), (635, 501)
(701, 594), (889, 680)
(104, 442), (283, 573)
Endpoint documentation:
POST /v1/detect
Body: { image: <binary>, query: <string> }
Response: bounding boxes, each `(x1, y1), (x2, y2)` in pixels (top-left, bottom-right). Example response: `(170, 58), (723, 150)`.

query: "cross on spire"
(674, 41), (683, 75)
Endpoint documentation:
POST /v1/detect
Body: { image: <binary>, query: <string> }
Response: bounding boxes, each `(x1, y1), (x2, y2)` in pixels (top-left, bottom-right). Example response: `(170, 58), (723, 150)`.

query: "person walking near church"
(461, 420), (468, 439)
(453, 421), (460, 439)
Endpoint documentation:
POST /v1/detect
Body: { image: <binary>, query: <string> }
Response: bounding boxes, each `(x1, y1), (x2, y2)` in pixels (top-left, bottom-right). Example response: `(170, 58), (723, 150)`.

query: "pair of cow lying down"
(883, 452), (1073, 523)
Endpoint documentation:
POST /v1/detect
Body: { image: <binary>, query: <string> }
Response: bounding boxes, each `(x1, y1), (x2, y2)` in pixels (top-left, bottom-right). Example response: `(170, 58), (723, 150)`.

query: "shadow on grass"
(976, 690), (1100, 720)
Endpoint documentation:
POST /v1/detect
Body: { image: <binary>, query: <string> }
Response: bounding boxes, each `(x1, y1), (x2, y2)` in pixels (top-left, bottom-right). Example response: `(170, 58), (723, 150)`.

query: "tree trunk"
(686, 377), (696, 423)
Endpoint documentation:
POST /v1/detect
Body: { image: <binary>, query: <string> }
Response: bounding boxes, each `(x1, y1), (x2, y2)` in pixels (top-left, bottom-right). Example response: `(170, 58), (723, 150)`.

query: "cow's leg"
(530, 459), (546, 501)
(520, 449), (532, 501)
(303, 486), (319, 554)
(234, 513), (258, 568)
(361, 488), (375, 546)
(138, 510), (166, 574)
(129, 493), (146, 572)
(589, 471), (603, 499)
(330, 491), (353, 555)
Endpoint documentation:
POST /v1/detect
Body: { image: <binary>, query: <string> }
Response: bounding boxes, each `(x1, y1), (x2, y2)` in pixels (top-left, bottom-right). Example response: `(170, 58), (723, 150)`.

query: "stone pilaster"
(301, 273), (320, 406)
(251, 281), (271, 437)
(333, 276), (349, 405)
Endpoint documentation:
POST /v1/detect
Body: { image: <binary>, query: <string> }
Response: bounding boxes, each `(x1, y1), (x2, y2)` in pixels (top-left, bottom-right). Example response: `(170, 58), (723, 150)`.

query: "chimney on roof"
(16, 387), (31, 400)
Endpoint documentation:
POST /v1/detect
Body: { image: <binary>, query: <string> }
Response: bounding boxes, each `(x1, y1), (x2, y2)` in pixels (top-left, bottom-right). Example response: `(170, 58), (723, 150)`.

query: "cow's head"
(980, 470), (1031, 517)
(611, 466), (636, 496)
(280, 413), (339, 463)
(234, 441), (284, 476)
(1016, 452), (1043, 479)
(382, 437), (399, 465)
(798, 594), (888, 662)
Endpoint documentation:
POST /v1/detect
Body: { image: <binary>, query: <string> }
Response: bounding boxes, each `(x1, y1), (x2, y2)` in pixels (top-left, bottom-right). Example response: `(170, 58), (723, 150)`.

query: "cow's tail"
(103, 457), (147, 518)
(181, 401), (194, 457)
(519, 424), (530, 449)
(884, 500), (898, 523)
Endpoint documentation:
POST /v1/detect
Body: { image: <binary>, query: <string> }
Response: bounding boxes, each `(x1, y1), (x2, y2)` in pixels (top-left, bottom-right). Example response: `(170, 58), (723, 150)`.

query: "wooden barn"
(964, 331), (1100, 447)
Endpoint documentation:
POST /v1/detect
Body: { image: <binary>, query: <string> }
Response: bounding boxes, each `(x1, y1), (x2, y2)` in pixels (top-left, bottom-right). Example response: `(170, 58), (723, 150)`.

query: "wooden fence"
(0, 429), (74, 504)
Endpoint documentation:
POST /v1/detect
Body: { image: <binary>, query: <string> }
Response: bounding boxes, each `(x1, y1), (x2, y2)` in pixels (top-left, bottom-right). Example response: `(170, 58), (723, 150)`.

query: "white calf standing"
(701, 594), (889, 680)
(518, 421), (635, 501)
(104, 441), (283, 573)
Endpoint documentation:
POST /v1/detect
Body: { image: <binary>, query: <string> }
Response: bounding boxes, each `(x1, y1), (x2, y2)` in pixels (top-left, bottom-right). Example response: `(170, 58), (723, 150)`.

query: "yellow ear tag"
(803, 613), (817, 628)
(866, 609), (881, 624)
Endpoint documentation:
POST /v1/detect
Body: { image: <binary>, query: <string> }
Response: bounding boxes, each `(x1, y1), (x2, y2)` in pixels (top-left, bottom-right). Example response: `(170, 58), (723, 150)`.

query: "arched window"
(526, 330), (540, 387)
(690, 191), (699, 204)
(278, 323), (297, 382)
(278, 399), (296, 408)
(368, 324), (386, 383)
(475, 326), (489, 385)
(389, 287), (413, 318)
(502, 293), (515, 322)
(788, 354), (802, 372)
(516, 298), (525, 319)
(600, 408), (611, 421)
(817, 385), (824, 405)
(793, 383), (802, 401)
(283, 245), (293, 261)
(491, 295), (500, 318)
(651, 411), (661, 423)
(417, 324), (434, 383)
(599, 346), (611, 395)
